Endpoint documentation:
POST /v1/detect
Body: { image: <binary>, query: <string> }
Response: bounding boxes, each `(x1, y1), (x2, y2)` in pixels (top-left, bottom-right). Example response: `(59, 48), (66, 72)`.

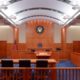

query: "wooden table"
(0, 59), (56, 67)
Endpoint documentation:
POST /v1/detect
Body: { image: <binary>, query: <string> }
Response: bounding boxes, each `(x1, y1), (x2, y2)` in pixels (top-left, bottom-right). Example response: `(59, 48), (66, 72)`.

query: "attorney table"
(0, 59), (56, 67)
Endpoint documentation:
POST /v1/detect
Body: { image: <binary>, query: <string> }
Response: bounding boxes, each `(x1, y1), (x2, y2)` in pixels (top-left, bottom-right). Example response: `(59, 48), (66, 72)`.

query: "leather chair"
(19, 60), (31, 67)
(35, 60), (48, 80)
(1, 60), (13, 80)
(36, 60), (48, 67)
(19, 60), (31, 80)
(1, 60), (13, 67)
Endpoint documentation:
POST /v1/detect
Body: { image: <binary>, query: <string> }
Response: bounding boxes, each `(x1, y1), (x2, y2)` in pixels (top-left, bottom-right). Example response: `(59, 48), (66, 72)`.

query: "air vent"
(9, 0), (22, 4)
(58, 0), (71, 4)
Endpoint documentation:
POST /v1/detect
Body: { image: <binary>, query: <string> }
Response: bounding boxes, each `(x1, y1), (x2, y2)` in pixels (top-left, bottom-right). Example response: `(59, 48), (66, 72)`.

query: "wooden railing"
(0, 67), (80, 80)
(56, 67), (80, 80)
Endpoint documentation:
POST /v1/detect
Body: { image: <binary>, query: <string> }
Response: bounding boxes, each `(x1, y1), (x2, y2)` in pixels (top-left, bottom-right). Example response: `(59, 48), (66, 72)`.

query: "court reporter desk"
(0, 59), (56, 67)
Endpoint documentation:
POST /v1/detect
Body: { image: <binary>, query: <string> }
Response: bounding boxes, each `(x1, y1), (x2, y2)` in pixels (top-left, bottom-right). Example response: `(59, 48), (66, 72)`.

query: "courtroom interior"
(0, 0), (80, 80)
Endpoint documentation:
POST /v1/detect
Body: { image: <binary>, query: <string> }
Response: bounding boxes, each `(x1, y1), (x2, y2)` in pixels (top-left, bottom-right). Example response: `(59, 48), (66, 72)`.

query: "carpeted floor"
(56, 60), (76, 67)
(56, 60), (77, 80)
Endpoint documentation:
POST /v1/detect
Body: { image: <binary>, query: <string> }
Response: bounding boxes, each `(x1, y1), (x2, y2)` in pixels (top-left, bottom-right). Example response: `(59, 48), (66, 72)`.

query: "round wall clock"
(36, 25), (44, 34)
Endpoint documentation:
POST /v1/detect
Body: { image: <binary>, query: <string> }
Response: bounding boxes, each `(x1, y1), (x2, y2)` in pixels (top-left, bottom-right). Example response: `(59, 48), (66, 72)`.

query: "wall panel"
(0, 25), (14, 43)
(26, 20), (53, 49)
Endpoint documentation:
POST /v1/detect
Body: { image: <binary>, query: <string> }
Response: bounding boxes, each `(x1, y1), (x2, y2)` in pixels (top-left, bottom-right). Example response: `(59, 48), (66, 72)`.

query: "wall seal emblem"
(36, 25), (44, 34)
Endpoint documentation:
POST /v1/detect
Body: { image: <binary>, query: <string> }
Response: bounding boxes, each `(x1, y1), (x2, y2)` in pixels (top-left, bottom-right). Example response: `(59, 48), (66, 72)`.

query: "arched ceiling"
(0, 0), (80, 26)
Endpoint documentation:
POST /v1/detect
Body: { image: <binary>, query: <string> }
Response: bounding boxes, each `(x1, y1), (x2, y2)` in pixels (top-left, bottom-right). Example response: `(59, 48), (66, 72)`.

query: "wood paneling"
(73, 41), (80, 53)
(0, 41), (73, 60)
(6, 43), (72, 60)
(26, 19), (53, 49)
(7, 43), (36, 59)
(0, 21), (74, 61)
(71, 41), (80, 66)
(12, 27), (19, 43)
(71, 52), (80, 66)
(0, 41), (7, 58)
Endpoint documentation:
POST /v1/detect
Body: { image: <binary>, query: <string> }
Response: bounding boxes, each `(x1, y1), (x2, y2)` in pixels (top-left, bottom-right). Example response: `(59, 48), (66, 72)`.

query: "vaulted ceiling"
(0, 0), (80, 27)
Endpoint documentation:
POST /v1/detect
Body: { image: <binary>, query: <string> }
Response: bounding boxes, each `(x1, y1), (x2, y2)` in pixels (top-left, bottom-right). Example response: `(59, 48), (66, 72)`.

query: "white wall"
(0, 25), (14, 43)
(67, 25), (80, 43)
(19, 23), (27, 43)
(54, 24), (61, 43)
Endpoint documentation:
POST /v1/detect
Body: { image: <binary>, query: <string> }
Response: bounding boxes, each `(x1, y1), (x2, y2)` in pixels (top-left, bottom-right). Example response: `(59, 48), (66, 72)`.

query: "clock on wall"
(36, 25), (44, 34)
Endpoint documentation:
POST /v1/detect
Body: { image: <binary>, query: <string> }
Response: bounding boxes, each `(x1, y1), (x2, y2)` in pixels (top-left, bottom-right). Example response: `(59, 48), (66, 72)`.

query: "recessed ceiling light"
(9, 15), (16, 19)
(63, 15), (70, 19)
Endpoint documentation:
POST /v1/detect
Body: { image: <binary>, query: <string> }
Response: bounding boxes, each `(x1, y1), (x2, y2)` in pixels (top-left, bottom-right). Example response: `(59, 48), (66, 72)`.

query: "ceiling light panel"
(15, 9), (64, 22)
(16, 7), (64, 15)
(17, 16), (63, 25)
(7, 0), (72, 14)
(0, 0), (80, 26)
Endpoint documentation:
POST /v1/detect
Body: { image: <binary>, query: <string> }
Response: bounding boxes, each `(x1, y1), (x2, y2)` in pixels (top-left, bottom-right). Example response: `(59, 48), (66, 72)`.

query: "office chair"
(36, 60), (48, 67)
(1, 60), (13, 80)
(35, 60), (48, 80)
(1, 60), (13, 67)
(19, 60), (31, 80)
(19, 60), (31, 67)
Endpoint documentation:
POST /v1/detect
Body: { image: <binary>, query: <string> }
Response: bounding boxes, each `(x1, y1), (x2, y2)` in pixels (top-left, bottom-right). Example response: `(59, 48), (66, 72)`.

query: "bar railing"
(0, 67), (80, 80)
